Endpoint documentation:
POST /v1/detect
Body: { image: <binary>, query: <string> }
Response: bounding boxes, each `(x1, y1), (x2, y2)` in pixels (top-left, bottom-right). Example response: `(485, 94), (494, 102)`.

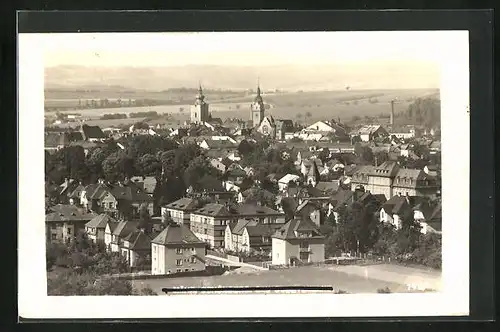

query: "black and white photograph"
(18, 29), (470, 319)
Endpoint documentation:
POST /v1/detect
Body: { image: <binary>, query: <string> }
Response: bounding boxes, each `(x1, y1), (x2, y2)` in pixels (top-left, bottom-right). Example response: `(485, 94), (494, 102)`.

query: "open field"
(45, 88), (440, 128)
(131, 263), (441, 295)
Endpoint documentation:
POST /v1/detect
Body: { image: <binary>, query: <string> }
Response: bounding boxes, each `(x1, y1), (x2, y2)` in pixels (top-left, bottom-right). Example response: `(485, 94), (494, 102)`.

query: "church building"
(191, 84), (210, 124)
(250, 83), (266, 127)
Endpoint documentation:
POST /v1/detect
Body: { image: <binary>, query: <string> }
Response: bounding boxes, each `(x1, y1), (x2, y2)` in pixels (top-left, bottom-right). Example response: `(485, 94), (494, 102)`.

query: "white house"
(271, 218), (325, 266)
(224, 219), (281, 253)
(151, 223), (206, 275)
(278, 174), (301, 191)
(120, 229), (152, 267)
(106, 220), (139, 252)
(85, 213), (119, 244)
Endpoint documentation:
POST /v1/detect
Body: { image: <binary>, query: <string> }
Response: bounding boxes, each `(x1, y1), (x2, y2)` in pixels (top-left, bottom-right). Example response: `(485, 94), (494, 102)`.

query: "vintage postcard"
(18, 30), (470, 319)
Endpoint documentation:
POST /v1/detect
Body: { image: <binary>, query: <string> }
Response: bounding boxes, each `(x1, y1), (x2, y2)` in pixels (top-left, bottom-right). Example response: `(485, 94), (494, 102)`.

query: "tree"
(238, 139), (255, 157)
(136, 153), (161, 176)
(183, 156), (218, 190)
(102, 151), (136, 182)
(138, 203), (152, 233)
(127, 135), (177, 159)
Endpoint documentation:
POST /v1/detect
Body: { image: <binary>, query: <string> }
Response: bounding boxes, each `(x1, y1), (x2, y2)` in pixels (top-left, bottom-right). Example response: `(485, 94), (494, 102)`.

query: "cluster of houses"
(45, 85), (442, 276)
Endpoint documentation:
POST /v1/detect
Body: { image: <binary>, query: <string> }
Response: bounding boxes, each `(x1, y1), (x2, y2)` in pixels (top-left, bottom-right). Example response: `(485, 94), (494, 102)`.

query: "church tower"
(250, 80), (265, 127)
(191, 84), (210, 124)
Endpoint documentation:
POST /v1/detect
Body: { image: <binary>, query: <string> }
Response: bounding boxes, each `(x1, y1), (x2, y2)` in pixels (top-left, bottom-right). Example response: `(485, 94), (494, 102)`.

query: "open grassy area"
(45, 88), (440, 128)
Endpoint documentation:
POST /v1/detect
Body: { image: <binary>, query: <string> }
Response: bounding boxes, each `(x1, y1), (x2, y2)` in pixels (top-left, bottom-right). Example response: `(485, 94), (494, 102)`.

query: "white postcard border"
(18, 31), (470, 319)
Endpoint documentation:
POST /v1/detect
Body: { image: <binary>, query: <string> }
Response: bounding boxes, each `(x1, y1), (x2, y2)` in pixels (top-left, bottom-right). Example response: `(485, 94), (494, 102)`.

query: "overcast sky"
(43, 31), (451, 67)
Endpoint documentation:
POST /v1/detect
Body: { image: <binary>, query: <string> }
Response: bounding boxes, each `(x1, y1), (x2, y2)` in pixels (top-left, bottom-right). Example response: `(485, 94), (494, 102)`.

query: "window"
(176, 259), (183, 266)
(204, 228), (208, 235)
(153, 246), (156, 253)
(176, 248), (183, 254)
(185, 269), (189, 272)
(176, 269), (181, 273)
(190, 257), (196, 263)
(51, 234), (57, 240)
(67, 228), (72, 235)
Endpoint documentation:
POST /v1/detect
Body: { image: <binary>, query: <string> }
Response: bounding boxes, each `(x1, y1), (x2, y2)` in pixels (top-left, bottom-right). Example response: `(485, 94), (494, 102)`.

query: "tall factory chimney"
(390, 99), (395, 126)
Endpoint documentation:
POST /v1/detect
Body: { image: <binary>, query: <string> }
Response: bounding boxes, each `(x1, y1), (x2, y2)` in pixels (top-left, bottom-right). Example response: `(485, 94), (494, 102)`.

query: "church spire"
(256, 77), (261, 96)
(196, 82), (205, 102)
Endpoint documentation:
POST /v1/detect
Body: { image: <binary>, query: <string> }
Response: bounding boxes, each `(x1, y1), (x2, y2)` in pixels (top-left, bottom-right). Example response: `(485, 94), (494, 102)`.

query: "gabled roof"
(278, 174), (301, 184)
(232, 219), (259, 235)
(68, 184), (86, 198)
(81, 124), (106, 139)
(129, 176), (157, 194)
(122, 230), (151, 250)
(46, 204), (97, 222)
(152, 223), (204, 246)
(315, 181), (340, 194)
(192, 203), (282, 218)
(272, 218), (324, 240)
(85, 213), (118, 228)
(84, 183), (111, 200)
(295, 200), (320, 213)
(108, 183), (153, 202)
(112, 220), (139, 238)
(165, 197), (201, 211)
(246, 223), (282, 237)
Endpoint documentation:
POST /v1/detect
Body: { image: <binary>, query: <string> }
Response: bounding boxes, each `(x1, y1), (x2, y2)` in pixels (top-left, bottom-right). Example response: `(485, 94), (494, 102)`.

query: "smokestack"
(390, 100), (395, 126)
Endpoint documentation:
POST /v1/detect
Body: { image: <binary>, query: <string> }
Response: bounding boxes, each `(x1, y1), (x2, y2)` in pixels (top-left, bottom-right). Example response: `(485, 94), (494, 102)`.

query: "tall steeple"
(191, 82), (209, 124)
(196, 82), (205, 102)
(251, 77), (265, 127)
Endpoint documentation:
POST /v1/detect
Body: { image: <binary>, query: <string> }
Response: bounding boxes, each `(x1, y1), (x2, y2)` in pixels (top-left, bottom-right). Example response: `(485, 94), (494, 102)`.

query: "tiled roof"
(130, 176), (157, 194)
(122, 230), (152, 250)
(81, 124), (106, 139)
(242, 188), (274, 199)
(278, 174), (300, 184)
(112, 220), (139, 238)
(315, 181), (340, 194)
(231, 219), (259, 235)
(165, 197), (200, 211)
(272, 218), (323, 240)
(85, 213), (118, 229)
(152, 223), (204, 246)
(192, 203), (282, 218)
(246, 223), (282, 237)
(109, 183), (153, 202)
(46, 204), (97, 222)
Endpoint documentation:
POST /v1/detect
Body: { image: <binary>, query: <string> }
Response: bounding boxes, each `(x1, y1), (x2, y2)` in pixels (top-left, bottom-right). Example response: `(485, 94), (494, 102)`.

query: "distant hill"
(44, 62), (440, 92)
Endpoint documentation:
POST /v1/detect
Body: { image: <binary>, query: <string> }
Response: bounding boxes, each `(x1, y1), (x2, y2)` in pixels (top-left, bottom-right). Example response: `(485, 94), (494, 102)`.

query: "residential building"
(162, 197), (202, 226)
(351, 125), (389, 142)
(295, 200), (323, 227)
(107, 220), (139, 252)
(305, 120), (347, 137)
(85, 213), (119, 244)
(129, 176), (157, 196)
(79, 124), (107, 142)
(225, 219), (281, 253)
(151, 223), (206, 275)
(278, 174), (301, 191)
(257, 115), (276, 137)
(190, 203), (285, 248)
(350, 161), (439, 199)
(379, 194), (429, 229)
(46, 204), (97, 244)
(120, 229), (152, 267)
(271, 218), (325, 266)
